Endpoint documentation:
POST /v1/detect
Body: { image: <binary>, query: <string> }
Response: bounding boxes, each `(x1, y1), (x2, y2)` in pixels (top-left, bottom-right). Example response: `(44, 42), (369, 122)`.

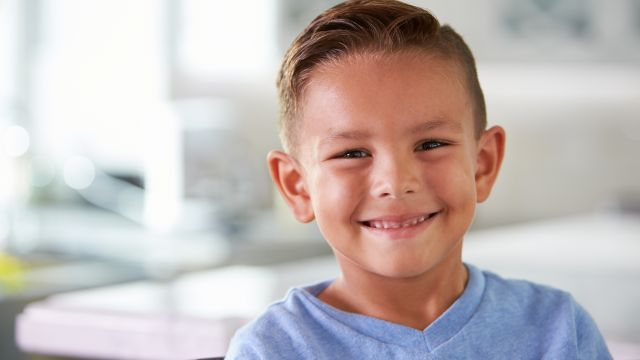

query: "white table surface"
(16, 212), (640, 359)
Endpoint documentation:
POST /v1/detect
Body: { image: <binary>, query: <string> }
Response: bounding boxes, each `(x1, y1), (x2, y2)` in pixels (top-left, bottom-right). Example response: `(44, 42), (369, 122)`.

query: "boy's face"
(270, 51), (504, 279)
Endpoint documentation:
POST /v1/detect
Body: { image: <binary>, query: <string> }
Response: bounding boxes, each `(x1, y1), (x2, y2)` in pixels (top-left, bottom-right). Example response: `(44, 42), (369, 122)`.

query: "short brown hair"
(277, 0), (486, 153)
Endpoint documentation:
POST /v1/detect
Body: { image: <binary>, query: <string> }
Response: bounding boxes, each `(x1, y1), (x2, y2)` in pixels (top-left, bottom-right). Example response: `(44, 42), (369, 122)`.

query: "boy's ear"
(475, 126), (506, 203)
(267, 150), (315, 223)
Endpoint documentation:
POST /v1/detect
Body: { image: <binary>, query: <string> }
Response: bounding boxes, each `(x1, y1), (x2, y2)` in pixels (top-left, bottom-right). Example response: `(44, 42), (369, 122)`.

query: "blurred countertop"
(5, 204), (331, 275)
(1, 203), (331, 359)
(13, 210), (640, 359)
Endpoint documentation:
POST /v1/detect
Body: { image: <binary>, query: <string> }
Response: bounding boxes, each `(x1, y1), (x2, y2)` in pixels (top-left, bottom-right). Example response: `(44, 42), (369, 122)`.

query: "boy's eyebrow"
(319, 119), (463, 146)
(409, 119), (464, 134)
(319, 129), (371, 146)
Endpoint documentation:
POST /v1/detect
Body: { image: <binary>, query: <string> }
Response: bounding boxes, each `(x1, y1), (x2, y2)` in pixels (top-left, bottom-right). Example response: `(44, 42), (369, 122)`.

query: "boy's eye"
(416, 140), (446, 151)
(336, 149), (370, 159)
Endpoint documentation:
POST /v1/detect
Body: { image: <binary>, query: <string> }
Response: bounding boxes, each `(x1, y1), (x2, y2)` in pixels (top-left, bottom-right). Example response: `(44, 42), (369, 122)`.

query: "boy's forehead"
(306, 52), (468, 105)
(300, 51), (473, 134)
(310, 50), (463, 85)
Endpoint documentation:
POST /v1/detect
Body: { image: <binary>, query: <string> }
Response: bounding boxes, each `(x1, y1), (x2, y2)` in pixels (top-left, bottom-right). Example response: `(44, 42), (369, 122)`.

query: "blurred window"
(177, 0), (277, 81)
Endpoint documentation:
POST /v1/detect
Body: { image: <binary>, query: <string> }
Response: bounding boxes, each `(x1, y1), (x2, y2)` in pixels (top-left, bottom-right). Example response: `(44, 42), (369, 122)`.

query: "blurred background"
(1, 0), (639, 359)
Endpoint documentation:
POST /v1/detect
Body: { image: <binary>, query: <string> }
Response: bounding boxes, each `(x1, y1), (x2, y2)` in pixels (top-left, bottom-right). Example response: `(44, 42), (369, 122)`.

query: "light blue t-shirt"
(226, 263), (611, 359)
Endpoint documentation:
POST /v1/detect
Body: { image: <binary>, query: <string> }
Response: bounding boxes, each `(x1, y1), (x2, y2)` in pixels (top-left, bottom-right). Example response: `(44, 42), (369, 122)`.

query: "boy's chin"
(333, 246), (464, 280)
(359, 260), (448, 280)
(355, 254), (465, 281)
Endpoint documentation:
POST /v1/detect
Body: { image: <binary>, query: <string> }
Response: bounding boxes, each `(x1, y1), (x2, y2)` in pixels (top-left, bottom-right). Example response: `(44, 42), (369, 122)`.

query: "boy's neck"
(317, 249), (468, 331)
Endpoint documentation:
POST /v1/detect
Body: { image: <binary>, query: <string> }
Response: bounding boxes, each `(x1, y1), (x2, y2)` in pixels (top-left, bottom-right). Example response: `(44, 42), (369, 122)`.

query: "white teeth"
(367, 214), (433, 229)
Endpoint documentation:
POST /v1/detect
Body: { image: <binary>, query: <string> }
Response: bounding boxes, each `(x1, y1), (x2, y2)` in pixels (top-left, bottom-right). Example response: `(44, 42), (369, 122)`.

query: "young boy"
(226, 1), (612, 358)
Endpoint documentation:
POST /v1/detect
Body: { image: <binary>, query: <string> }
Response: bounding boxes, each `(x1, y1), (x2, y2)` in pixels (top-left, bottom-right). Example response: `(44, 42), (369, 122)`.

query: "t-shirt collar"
(300, 263), (486, 350)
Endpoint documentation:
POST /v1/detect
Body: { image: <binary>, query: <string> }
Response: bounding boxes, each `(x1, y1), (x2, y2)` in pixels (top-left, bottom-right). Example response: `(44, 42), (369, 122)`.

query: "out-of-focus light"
(143, 105), (181, 233)
(63, 155), (95, 190)
(179, 0), (276, 78)
(30, 156), (56, 188)
(1, 125), (30, 157)
(0, 215), (9, 246)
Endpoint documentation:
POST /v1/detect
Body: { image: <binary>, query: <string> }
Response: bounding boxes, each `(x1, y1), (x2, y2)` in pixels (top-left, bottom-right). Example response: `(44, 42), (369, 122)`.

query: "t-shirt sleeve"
(225, 328), (263, 360)
(573, 300), (612, 360)
(225, 308), (304, 360)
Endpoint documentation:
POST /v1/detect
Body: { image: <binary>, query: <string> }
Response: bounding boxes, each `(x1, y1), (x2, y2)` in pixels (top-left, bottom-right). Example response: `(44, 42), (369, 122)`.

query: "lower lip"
(361, 212), (439, 241)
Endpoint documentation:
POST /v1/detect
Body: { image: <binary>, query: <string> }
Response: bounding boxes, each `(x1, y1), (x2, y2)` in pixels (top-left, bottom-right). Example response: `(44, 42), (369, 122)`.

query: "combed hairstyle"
(276, 0), (487, 154)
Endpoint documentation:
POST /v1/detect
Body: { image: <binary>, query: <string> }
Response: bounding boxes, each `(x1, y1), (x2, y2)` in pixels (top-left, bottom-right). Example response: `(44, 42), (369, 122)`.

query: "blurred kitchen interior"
(1, 0), (639, 359)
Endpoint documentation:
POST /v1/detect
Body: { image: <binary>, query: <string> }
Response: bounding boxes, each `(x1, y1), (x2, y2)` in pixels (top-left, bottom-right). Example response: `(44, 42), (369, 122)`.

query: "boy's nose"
(370, 155), (422, 199)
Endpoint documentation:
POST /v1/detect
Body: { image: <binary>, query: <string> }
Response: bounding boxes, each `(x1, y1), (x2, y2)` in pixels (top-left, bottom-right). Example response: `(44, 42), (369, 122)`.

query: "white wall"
(476, 64), (640, 226)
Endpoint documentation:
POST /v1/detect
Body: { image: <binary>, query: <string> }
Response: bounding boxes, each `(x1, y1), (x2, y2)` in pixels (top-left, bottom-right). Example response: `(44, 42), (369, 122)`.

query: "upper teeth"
(367, 215), (429, 229)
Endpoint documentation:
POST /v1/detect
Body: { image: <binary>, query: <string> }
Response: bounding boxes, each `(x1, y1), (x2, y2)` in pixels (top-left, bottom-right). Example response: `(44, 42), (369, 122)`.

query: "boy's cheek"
(316, 177), (361, 201)
(423, 164), (476, 203)
(312, 175), (363, 208)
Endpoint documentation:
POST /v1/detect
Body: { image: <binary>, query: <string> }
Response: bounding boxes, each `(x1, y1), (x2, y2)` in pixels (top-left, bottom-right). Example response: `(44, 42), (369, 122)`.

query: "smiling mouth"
(360, 211), (440, 229)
